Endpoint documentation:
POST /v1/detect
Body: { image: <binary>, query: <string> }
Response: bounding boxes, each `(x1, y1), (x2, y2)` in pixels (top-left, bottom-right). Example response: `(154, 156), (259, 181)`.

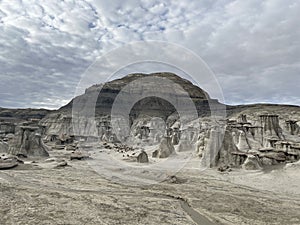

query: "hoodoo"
(0, 73), (300, 170)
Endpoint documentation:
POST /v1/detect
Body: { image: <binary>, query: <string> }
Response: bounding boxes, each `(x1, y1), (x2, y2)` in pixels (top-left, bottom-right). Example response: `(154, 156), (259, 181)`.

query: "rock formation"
(0, 141), (8, 153)
(176, 130), (194, 152)
(201, 127), (224, 167)
(198, 109), (300, 168)
(0, 73), (300, 171)
(260, 114), (283, 139)
(242, 155), (262, 170)
(285, 120), (299, 135)
(152, 136), (175, 158)
(8, 125), (49, 157)
(136, 151), (149, 163)
(40, 72), (221, 138)
(236, 131), (251, 152)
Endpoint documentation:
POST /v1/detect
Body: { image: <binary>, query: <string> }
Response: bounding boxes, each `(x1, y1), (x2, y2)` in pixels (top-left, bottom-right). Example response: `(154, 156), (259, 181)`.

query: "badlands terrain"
(0, 73), (300, 225)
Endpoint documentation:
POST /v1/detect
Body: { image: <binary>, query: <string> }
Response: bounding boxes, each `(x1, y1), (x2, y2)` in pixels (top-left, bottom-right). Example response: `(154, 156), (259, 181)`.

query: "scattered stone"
(164, 175), (187, 184)
(65, 145), (77, 151)
(45, 157), (57, 162)
(218, 165), (232, 172)
(55, 161), (68, 168)
(104, 145), (112, 149)
(16, 153), (27, 158)
(70, 151), (90, 160)
(54, 145), (65, 150)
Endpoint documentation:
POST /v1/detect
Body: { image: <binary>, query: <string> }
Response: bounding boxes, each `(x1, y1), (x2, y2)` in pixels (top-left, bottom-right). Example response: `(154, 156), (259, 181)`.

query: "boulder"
(242, 155), (262, 170)
(70, 151), (90, 160)
(45, 157), (57, 162)
(218, 165), (232, 172)
(136, 151), (149, 163)
(0, 154), (24, 164)
(164, 175), (187, 184)
(0, 161), (18, 170)
(55, 160), (68, 168)
(260, 157), (273, 166)
(0, 155), (20, 170)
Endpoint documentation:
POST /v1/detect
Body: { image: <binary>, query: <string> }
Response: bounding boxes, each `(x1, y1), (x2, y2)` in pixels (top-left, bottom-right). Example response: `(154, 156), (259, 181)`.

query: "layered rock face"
(41, 72), (221, 137)
(260, 115), (283, 139)
(1, 73), (300, 170)
(54, 72), (300, 169)
(0, 108), (49, 121)
(65, 72), (215, 115)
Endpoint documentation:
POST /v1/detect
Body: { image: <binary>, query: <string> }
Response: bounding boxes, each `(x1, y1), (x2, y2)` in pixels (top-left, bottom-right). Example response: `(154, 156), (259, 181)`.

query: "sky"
(0, 0), (299, 109)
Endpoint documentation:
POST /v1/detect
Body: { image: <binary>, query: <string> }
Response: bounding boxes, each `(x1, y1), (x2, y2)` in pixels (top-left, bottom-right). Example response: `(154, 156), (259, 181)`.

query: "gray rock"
(136, 151), (149, 163)
(0, 155), (20, 170)
(261, 157), (274, 166)
(152, 136), (175, 158)
(0, 161), (18, 170)
(70, 151), (90, 160)
(242, 155), (262, 170)
(0, 141), (9, 153)
(8, 126), (49, 157)
(55, 161), (68, 168)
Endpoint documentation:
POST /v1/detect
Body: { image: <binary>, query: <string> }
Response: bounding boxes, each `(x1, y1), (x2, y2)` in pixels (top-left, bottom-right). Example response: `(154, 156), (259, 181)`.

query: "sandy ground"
(0, 147), (299, 225)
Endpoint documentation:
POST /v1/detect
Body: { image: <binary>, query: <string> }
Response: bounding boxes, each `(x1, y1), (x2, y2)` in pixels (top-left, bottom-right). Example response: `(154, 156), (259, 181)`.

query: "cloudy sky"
(0, 0), (299, 109)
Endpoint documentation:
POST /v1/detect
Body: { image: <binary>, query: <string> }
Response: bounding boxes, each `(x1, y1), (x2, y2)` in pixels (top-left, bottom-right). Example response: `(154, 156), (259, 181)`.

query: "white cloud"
(0, 0), (299, 108)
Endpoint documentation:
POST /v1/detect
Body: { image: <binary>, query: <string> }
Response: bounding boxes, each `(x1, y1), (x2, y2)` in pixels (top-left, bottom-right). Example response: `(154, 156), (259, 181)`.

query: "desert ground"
(0, 147), (299, 225)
